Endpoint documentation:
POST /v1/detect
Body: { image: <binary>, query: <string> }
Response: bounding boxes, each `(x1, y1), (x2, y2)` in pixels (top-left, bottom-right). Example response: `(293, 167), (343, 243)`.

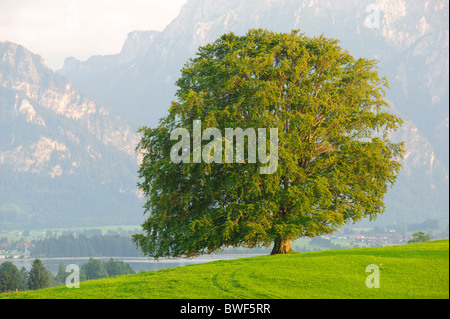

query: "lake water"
(6, 254), (262, 275)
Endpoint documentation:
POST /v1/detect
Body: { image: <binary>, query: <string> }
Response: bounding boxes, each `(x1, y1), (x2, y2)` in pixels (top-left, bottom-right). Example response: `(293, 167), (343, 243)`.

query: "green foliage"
(309, 236), (334, 248)
(30, 234), (141, 258)
(1, 257), (136, 294)
(80, 258), (109, 281)
(54, 263), (67, 286)
(18, 267), (28, 291)
(408, 231), (431, 244)
(0, 261), (21, 292)
(80, 258), (135, 281)
(104, 258), (135, 277)
(134, 29), (404, 258)
(27, 259), (50, 290)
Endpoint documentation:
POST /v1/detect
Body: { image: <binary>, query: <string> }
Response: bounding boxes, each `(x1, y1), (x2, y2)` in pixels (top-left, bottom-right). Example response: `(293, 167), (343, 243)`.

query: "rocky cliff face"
(58, 0), (448, 227)
(0, 42), (143, 229)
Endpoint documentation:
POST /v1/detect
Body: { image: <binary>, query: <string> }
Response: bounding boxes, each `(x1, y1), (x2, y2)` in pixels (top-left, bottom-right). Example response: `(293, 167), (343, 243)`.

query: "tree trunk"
(270, 238), (294, 255)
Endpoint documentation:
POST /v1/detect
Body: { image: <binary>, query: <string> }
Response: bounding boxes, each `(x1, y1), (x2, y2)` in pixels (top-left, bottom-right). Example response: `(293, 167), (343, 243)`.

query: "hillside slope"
(3, 239), (448, 299)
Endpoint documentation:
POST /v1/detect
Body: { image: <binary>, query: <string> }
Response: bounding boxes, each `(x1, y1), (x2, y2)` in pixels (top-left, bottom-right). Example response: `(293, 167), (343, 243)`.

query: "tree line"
(30, 233), (142, 258)
(0, 257), (135, 293)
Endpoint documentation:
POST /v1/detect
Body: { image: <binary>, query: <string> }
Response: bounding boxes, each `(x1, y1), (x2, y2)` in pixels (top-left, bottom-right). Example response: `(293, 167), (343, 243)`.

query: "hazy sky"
(0, 0), (188, 70)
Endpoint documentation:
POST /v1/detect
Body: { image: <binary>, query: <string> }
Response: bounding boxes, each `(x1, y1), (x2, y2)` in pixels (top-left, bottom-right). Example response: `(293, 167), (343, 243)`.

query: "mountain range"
(1, 0), (448, 230)
(0, 42), (143, 229)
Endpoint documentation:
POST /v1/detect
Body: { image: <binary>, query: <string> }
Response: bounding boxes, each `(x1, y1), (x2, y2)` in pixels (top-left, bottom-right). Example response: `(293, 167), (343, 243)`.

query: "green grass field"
(2, 239), (448, 299)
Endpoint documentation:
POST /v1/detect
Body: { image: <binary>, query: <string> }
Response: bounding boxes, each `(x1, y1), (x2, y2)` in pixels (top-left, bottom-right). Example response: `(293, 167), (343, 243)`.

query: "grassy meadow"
(2, 239), (448, 299)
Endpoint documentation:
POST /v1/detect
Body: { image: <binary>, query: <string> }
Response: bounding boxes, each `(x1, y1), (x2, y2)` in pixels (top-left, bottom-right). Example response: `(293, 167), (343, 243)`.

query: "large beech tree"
(133, 29), (404, 257)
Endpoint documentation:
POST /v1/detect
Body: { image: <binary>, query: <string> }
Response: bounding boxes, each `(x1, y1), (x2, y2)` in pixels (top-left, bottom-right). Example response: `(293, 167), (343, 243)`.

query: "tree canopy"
(28, 259), (50, 290)
(0, 261), (20, 293)
(408, 232), (431, 244)
(133, 29), (404, 257)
